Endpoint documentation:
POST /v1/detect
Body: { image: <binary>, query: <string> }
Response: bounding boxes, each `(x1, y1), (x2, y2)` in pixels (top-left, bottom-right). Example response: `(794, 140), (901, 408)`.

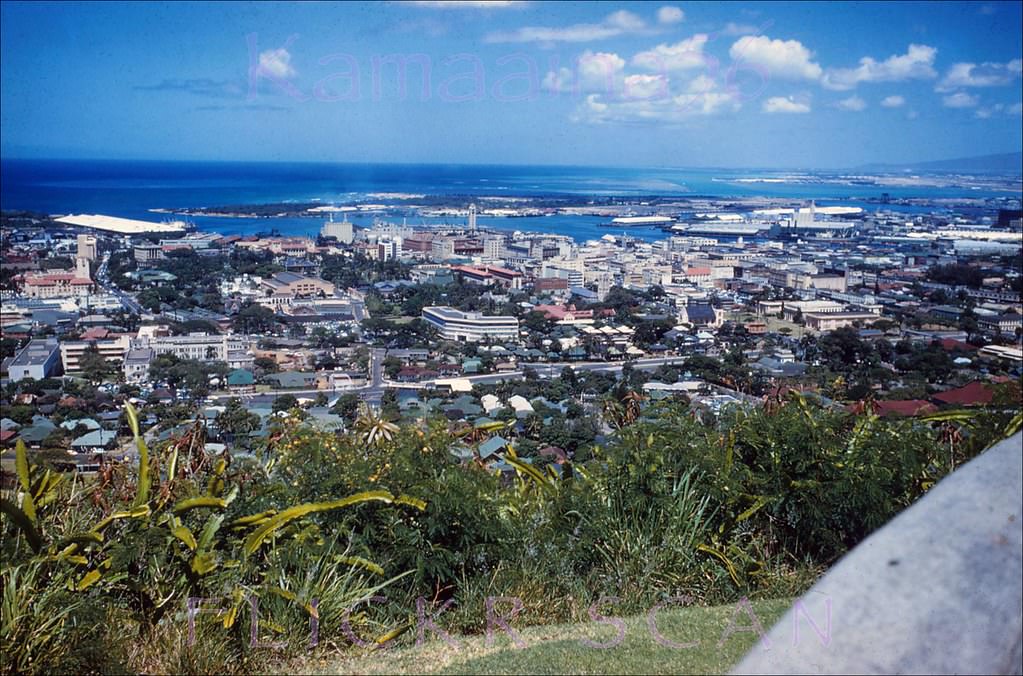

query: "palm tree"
(354, 404), (399, 448)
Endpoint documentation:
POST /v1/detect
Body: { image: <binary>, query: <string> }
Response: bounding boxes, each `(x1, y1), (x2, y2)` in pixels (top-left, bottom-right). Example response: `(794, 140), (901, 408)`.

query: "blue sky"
(2, 1), (1021, 168)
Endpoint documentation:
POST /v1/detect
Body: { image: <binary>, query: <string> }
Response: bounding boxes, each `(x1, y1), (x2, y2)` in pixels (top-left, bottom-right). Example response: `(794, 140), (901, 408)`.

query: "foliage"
(149, 354), (229, 396)
(232, 302), (278, 335)
(79, 343), (116, 385)
(1, 406), (425, 674)
(3, 383), (1017, 673)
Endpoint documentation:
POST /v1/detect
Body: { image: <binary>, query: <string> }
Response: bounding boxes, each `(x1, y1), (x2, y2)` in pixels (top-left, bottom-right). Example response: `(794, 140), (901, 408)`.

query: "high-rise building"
(596, 272), (613, 301)
(321, 214), (354, 245)
(77, 234), (98, 261)
(378, 238), (400, 261)
(75, 256), (92, 281)
(468, 203), (477, 232)
(482, 236), (503, 261)
(431, 238), (455, 261)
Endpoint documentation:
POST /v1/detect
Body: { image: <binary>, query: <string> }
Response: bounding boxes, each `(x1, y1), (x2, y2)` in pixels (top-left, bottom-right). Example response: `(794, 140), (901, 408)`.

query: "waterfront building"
(321, 214), (355, 245)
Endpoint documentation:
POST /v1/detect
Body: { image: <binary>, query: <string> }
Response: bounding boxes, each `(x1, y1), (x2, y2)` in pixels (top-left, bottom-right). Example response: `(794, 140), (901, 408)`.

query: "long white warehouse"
(421, 306), (519, 342)
(55, 213), (188, 234)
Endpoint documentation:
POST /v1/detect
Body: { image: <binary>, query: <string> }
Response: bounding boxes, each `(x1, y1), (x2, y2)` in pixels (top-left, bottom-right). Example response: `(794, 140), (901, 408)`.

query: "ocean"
(2, 159), (1018, 243)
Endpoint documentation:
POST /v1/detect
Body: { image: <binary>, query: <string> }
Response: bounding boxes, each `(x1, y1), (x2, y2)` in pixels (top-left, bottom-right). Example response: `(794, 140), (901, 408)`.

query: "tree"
(254, 356), (280, 374)
(330, 393), (361, 427)
(383, 356), (403, 380)
(217, 398), (259, 437)
(149, 354), (228, 394)
(380, 389), (400, 421)
(232, 303), (277, 335)
(272, 394), (300, 413)
(521, 311), (553, 334)
(79, 343), (114, 385)
(633, 319), (673, 346)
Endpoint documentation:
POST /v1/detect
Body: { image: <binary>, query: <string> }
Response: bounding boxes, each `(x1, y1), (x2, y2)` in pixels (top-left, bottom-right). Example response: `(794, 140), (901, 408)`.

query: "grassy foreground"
(295, 598), (791, 675)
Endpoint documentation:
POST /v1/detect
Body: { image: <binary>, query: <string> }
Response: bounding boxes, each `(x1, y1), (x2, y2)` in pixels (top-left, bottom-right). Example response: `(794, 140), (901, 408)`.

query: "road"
(204, 355), (690, 405)
(95, 254), (145, 314)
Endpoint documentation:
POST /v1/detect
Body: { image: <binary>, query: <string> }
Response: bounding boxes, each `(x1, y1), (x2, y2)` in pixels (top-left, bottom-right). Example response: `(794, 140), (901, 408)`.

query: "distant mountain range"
(857, 151), (1023, 175)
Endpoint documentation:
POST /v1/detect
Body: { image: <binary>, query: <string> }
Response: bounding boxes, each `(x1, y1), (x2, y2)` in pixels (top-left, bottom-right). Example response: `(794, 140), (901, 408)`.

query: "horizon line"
(2, 151), (1022, 175)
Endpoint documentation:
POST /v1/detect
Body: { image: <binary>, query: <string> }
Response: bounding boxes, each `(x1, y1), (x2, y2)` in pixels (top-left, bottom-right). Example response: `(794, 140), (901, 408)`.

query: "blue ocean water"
(1, 159), (1017, 242)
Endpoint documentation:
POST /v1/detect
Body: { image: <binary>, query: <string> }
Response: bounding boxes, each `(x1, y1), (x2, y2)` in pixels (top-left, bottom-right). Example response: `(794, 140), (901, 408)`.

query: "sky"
(1, 0), (1022, 169)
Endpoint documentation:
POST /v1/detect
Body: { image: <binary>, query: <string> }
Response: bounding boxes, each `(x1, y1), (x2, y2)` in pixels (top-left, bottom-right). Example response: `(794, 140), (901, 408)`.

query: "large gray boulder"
(734, 433), (1023, 675)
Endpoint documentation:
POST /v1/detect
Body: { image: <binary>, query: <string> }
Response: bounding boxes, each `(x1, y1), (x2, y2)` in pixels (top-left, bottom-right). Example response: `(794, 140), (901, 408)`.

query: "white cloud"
(974, 102), (1023, 118)
(258, 48), (296, 79)
(574, 74), (740, 124)
(622, 74), (670, 100)
(762, 96), (810, 113)
(835, 95), (866, 111)
(721, 22), (761, 36)
(486, 9), (647, 44)
(729, 35), (822, 81)
(542, 51), (626, 93)
(632, 34), (709, 72)
(821, 44), (937, 90)
(657, 6), (685, 24)
(880, 95), (905, 108)
(687, 74), (717, 93)
(906, 110), (919, 120)
(576, 91), (739, 124)
(936, 59), (1023, 92)
(943, 92), (979, 108)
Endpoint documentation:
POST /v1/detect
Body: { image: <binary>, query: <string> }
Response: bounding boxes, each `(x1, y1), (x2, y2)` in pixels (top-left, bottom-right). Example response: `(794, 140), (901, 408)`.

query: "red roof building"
(533, 304), (594, 321)
(938, 338), (977, 353)
(932, 382), (995, 407)
(847, 400), (938, 417)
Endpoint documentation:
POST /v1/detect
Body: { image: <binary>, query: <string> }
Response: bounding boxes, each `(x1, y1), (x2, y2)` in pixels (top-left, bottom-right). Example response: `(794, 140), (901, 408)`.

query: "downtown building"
(421, 306), (519, 342)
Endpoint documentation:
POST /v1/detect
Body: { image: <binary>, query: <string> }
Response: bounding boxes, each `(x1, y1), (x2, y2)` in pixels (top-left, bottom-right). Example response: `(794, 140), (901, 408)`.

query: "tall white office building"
(321, 213), (355, 244)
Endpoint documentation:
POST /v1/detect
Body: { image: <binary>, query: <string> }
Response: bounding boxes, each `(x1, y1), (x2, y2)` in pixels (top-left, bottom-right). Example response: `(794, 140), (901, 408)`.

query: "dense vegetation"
(2, 389), (1019, 674)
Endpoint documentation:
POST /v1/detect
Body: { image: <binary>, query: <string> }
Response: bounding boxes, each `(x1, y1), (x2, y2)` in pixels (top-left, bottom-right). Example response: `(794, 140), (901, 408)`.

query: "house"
(227, 369), (256, 390)
(932, 382), (995, 407)
(539, 445), (569, 462)
(480, 394), (504, 415)
(443, 395), (483, 418)
(507, 395), (535, 418)
(533, 304), (594, 323)
(60, 418), (101, 432)
(848, 400), (938, 417)
(263, 371), (318, 389)
(478, 436), (510, 461)
(16, 416), (58, 446)
(123, 348), (155, 383)
(70, 429), (118, 452)
(751, 357), (808, 378)
(395, 366), (439, 382)
(150, 388), (176, 404)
